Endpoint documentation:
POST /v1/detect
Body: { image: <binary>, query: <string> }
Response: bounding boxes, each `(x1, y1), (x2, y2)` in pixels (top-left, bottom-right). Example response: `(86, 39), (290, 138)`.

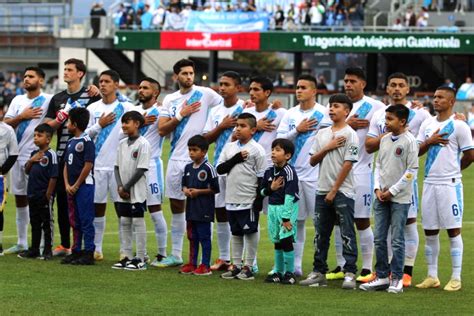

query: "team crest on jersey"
(198, 170), (208, 181)
(132, 149), (139, 159)
(40, 155), (49, 167)
(395, 146), (404, 157)
(348, 145), (359, 156)
(75, 142), (84, 152)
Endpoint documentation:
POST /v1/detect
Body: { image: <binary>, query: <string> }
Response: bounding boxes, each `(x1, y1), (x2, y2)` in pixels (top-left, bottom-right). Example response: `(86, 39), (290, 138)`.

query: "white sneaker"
(359, 277), (390, 291)
(299, 271), (327, 287)
(124, 258), (147, 271)
(342, 272), (356, 290)
(387, 278), (403, 294)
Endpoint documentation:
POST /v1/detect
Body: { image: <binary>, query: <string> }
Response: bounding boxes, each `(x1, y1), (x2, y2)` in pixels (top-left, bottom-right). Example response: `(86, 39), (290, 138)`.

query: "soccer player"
(0, 107), (19, 255)
(180, 135), (220, 276)
(277, 74), (331, 276)
(157, 59), (222, 267)
(44, 58), (100, 257)
(62, 107), (96, 265)
(301, 93), (359, 289)
(20, 124), (57, 260)
(134, 77), (168, 267)
(85, 70), (135, 260)
(4, 67), (52, 255)
(112, 111), (150, 271)
(261, 138), (299, 285)
(328, 67), (385, 281)
(360, 104), (418, 294)
(217, 113), (266, 280)
(365, 72), (431, 286)
(203, 71), (245, 271)
(416, 86), (473, 292)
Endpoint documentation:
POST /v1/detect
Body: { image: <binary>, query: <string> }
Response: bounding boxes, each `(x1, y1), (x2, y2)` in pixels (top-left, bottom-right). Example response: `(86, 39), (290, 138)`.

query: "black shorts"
(227, 209), (259, 236)
(116, 201), (146, 218)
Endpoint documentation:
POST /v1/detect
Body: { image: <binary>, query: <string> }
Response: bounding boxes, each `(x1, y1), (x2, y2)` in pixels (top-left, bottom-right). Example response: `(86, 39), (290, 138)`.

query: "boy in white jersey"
(360, 104), (418, 294)
(4, 67), (52, 254)
(85, 70), (135, 260)
(328, 67), (385, 281)
(203, 71), (245, 271)
(157, 59), (222, 267)
(416, 87), (473, 292)
(277, 74), (331, 276)
(365, 72), (431, 286)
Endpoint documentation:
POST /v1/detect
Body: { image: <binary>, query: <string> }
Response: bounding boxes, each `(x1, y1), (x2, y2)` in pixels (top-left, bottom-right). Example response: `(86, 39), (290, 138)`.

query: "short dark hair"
(24, 66), (45, 79)
(100, 70), (120, 83)
(187, 134), (209, 151)
(173, 59), (195, 75)
(69, 107), (90, 131)
(272, 138), (295, 158)
(122, 110), (145, 128)
(141, 77), (161, 94)
(297, 74), (317, 88)
(387, 72), (408, 85)
(250, 76), (274, 94)
(345, 67), (366, 81)
(221, 71), (242, 85)
(436, 85), (457, 96)
(385, 104), (409, 124)
(65, 58), (87, 79)
(34, 123), (54, 138)
(237, 112), (257, 129)
(329, 93), (353, 112)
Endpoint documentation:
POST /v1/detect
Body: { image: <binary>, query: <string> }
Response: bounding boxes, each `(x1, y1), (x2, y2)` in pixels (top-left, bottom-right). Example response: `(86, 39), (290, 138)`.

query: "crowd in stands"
(112, 0), (365, 31)
(0, 72), (25, 107)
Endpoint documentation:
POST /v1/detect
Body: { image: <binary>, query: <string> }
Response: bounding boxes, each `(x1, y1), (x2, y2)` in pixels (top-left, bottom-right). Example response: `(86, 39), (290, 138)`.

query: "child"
(360, 104), (418, 294)
(260, 138), (299, 285)
(19, 123), (57, 260)
(112, 111), (150, 271)
(180, 135), (220, 276)
(62, 107), (96, 265)
(0, 106), (19, 255)
(300, 93), (359, 289)
(217, 113), (267, 281)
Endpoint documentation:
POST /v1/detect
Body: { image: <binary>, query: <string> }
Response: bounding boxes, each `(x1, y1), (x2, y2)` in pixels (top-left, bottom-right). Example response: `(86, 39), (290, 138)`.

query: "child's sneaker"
(193, 264), (212, 276)
(387, 278), (403, 294)
(236, 266), (255, 281)
(415, 276), (441, 289)
(359, 276), (390, 291)
(61, 251), (82, 264)
(155, 255), (183, 267)
(93, 251), (104, 261)
(124, 258), (147, 271)
(112, 257), (131, 270)
(299, 271), (327, 287)
(4, 244), (27, 255)
(150, 254), (166, 267)
(342, 272), (357, 290)
(264, 272), (282, 283)
(444, 278), (461, 292)
(72, 251), (94, 265)
(221, 265), (241, 280)
(52, 245), (71, 257)
(210, 259), (231, 271)
(18, 249), (40, 259)
(402, 273), (412, 287)
(281, 272), (297, 285)
(326, 266), (344, 280)
(179, 263), (196, 274)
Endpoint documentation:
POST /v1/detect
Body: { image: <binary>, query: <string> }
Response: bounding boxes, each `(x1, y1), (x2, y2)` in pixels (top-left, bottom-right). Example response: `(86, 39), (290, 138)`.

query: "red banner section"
(160, 32), (260, 50)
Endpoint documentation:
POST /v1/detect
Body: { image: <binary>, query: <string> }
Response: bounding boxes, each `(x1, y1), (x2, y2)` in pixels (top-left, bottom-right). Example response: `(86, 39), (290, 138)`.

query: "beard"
(138, 94), (153, 103)
(24, 82), (39, 91)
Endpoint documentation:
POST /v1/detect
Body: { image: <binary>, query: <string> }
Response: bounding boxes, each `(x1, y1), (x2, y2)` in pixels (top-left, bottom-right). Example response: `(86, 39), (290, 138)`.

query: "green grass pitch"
(0, 140), (473, 315)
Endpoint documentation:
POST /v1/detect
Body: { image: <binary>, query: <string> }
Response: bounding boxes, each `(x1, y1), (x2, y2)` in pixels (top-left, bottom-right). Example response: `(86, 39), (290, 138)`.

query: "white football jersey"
(135, 103), (164, 161)
(417, 115), (473, 184)
(5, 92), (52, 161)
(277, 103), (331, 181)
(160, 85), (222, 161)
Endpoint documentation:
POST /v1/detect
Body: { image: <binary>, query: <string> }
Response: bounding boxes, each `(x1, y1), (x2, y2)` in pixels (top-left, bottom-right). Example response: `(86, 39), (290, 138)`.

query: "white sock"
(231, 235), (244, 267)
(133, 217), (147, 261)
(449, 235), (463, 280)
(334, 225), (346, 268)
(252, 227), (260, 266)
(120, 217), (133, 258)
(16, 206), (29, 247)
(425, 234), (439, 278)
(359, 227), (374, 271)
(216, 222), (231, 261)
(387, 228), (393, 262)
(404, 222), (419, 267)
(294, 220), (306, 271)
(93, 217), (106, 254)
(244, 232), (259, 267)
(150, 211), (168, 256)
(170, 213), (185, 259)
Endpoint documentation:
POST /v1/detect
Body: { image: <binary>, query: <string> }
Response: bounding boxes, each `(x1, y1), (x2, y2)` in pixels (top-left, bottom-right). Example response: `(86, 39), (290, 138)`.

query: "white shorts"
(10, 160), (28, 196)
(147, 158), (164, 206)
(421, 182), (463, 230)
(407, 180), (419, 219)
(354, 173), (373, 219)
(94, 169), (119, 204)
(165, 159), (188, 200)
(215, 176), (226, 209)
(297, 180), (317, 221)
